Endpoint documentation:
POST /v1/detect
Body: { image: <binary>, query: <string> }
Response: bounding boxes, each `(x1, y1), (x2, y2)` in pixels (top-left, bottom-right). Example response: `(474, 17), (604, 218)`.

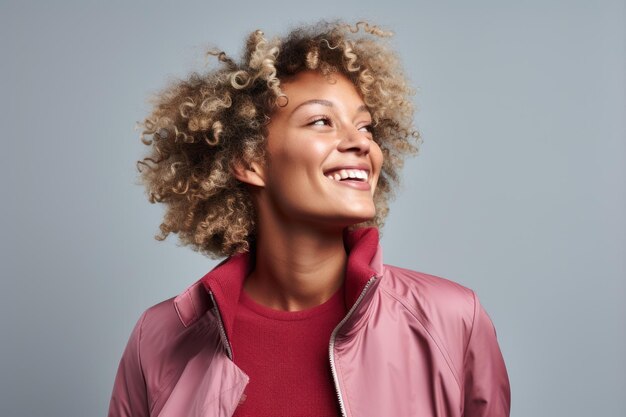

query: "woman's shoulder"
(139, 279), (216, 340)
(378, 264), (478, 342)
(137, 295), (185, 339)
(111, 284), (230, 415)
(123, 279), (219, 373)
(380, 263), (476, 307)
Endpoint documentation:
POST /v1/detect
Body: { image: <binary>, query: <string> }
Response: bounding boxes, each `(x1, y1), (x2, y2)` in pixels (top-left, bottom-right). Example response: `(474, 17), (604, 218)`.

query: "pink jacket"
(108, 227), (510, 417)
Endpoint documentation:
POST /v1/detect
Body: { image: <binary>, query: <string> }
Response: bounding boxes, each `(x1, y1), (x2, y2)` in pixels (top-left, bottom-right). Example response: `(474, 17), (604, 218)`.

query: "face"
(253, 70), (384, 229)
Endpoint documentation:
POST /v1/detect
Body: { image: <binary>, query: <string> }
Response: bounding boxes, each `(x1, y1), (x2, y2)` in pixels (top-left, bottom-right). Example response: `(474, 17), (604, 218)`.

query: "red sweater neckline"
(200, 226), (380, 353)
(238, 283), (346, 321)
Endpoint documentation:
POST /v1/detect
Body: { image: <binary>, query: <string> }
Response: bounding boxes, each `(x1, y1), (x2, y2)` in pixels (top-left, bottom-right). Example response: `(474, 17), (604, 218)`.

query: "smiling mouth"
(323, 168), (371, 191)
(323, 168), (369, 183)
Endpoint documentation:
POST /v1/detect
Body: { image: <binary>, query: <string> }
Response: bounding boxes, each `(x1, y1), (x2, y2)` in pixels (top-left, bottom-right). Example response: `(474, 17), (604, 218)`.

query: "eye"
(308, 116), (332, 127)
(359, 124), (374, 135)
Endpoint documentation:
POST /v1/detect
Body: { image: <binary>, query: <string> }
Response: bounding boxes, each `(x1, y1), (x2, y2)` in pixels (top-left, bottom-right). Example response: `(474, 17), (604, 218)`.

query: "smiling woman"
(108, 20), (511, 417)
(133, 21), (417, 260)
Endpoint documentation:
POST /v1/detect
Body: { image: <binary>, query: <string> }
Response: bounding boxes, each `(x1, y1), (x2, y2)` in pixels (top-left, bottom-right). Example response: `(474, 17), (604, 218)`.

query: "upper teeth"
(326, 169), (369, 182)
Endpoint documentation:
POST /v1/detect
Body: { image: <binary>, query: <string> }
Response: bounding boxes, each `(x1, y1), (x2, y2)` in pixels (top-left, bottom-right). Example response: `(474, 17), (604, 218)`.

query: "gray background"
(1, 1), (624, 416)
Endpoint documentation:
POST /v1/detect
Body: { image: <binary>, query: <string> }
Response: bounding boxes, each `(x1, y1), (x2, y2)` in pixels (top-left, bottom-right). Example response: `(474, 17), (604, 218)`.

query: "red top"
(199, 227), (380, 416)
(230, 284), (347, 416)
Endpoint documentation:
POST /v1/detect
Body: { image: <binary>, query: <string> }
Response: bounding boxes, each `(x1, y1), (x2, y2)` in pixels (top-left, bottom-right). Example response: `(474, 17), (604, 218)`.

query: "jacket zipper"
(210, 276), (378, 416)
(328, 275), (378, 417)
(208, 290), (234, 360)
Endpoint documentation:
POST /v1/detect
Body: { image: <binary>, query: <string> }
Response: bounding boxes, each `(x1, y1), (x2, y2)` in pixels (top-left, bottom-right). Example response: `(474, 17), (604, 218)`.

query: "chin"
(314, 210), (374, 229)
(343, 208), (376, 224)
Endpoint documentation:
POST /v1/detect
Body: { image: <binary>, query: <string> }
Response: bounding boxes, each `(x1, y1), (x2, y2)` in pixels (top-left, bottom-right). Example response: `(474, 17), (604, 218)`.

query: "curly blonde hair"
(137, 20), (421, 259)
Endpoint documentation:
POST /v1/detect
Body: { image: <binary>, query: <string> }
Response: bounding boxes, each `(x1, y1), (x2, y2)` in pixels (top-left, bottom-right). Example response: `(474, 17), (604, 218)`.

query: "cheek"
(266, 141), (328, 194)
(371, 142), (384, 178)
(279, 139), (329, 172)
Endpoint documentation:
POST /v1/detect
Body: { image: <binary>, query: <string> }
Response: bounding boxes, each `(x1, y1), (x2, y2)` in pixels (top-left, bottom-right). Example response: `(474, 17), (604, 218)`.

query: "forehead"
(275, 70), (366, 115)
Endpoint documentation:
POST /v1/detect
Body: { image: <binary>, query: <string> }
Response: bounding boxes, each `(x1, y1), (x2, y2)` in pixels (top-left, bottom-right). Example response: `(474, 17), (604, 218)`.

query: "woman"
(108, 21), (511, 417)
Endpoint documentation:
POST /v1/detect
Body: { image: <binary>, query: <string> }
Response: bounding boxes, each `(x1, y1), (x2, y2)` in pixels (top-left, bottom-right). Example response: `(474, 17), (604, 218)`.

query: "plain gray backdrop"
(1, 1), (624, 416)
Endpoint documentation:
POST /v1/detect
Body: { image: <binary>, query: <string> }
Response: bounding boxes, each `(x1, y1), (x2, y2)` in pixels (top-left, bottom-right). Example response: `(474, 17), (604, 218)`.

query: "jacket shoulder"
(139, 283), (220, 365)
(379, 264), (477, 375)
(127, 287), (221, 410)
(139, 278), (215, 345)
(380, 263), (476, 317)
(140, 295), (186, 350)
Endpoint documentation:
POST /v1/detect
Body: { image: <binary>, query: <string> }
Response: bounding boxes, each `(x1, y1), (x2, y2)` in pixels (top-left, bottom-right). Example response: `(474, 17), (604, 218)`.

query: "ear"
(232, 160), (266, 188)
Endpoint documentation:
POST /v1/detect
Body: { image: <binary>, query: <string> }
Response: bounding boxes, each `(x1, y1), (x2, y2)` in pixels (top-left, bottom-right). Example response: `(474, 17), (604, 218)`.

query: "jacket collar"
(173, 226), (384, 339)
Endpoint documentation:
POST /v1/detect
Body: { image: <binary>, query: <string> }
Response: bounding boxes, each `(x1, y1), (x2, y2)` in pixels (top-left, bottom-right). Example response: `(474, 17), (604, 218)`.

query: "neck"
(244, 218), (348, 312)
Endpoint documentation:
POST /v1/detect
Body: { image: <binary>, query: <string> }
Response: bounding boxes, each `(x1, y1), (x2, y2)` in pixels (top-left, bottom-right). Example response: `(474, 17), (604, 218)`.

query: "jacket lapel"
(155, 322), (249, 417)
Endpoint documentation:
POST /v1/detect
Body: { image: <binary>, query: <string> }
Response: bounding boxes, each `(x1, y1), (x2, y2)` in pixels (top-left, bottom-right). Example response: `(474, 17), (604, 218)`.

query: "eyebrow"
(291, 99), (370, 116)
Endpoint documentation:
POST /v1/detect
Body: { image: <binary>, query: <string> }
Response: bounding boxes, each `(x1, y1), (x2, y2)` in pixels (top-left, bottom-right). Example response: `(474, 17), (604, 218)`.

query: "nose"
(337, 124), (371, 155)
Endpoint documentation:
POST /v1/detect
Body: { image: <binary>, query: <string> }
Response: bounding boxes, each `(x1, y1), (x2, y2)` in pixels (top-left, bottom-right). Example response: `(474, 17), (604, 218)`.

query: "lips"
(324, 165), (370, 182)
(323, 164), (373, 191)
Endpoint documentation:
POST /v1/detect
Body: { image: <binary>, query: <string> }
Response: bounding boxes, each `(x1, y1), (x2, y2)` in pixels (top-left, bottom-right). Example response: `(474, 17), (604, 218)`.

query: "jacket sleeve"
(462, 292), (511, 417)
(107, 310), (150, 417)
